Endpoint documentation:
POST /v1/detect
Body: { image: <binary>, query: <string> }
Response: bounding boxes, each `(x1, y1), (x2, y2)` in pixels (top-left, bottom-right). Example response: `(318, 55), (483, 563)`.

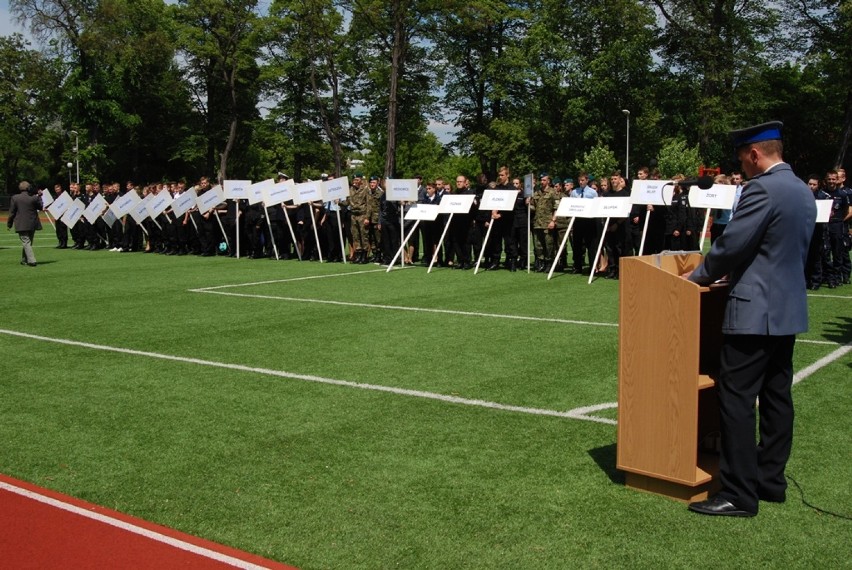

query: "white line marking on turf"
(191, 268), (389, 291)
(793, 341), (852, 385)
(0, 481), (271, 570)
(191, 289), (619, 327)
(0, 329), (612, 424)
(0, 329), (844, 425)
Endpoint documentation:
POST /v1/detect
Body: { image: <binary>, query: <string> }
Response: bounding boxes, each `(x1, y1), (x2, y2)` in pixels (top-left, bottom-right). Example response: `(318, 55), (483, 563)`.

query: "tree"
(784, 0), (852, 169)
(647, 0), (781, 164)
(346, 0), (439, 178)
(0, 34), (62, 192)
(175, 0), (261, 180)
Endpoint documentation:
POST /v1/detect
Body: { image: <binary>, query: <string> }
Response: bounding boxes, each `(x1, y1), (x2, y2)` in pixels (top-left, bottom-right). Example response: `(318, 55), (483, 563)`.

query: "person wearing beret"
(7, 180), (43, 266)
(685, 121), (816, 517)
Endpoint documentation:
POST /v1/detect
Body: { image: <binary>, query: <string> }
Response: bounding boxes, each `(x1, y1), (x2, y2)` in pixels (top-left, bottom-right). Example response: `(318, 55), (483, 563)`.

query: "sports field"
(1, 227), (849, 569)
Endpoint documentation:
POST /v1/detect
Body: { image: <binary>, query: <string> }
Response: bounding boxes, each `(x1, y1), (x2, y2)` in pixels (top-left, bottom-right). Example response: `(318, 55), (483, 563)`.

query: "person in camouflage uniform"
(367, 176), (383, 263)
(552, 177), (571, 271)
(530, 174), (558, 272)
(348, 176), (373, 263)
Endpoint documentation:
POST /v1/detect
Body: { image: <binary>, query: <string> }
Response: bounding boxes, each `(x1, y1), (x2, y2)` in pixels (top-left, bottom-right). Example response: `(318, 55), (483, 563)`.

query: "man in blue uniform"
(686, 121), (816, 517)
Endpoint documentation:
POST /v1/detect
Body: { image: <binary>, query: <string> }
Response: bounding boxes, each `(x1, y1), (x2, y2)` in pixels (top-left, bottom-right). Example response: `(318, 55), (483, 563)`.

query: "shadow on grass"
(822, 315), (852, 346)
(588, 443), (624, 486)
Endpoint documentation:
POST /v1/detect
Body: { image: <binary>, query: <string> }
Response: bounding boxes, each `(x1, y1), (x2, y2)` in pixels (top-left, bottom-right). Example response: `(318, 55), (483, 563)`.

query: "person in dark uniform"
(686, 121), (816, 517)
(487, 166), (518, 271)
(52, 183), (69, 249)
(824, 170), (852, 287)
(804, 174), (830, 290)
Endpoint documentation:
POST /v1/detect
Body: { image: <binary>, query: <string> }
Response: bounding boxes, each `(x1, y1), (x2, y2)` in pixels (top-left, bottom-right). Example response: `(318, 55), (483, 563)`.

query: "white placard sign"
(60, 198), (86, 228)
(384, 179), (418, 202)
(129, 194), (153, 223)
(223, 179), (251, 200)
(171, 188), (197, 217)
(102, 208), (118, 228)
(688, 184), (736, 209)
(438, 193), (476, 214)
(146, 191), (173, 218)
(248, 179), (274, 205)
(110, 191), (141, 218)
(323, 176), (350, 202)
(293, 180), (323, 204)
(481, 189), (519, 211)
(630, 179), (675, 206)
(47, 191), (73, 219)
(83, 193), (107, 224)
(263, 180), (293, 207)
(555, 197), (598, 218)
(41, 188), (54, 208)
(815, 199), (833, 223)
(196, 185), (225, 214)
(595, 197), (632, 218)
(404, 203), (440, 221)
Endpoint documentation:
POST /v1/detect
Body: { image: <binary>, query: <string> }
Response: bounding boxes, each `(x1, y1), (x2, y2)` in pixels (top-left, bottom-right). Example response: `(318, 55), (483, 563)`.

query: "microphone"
(677, 176), (714, 189)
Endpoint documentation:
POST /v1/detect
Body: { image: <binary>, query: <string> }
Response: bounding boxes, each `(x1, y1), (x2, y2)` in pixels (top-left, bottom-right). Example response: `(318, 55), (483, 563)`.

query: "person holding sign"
(685, 121), (816, 517)
(487, 166), (519, 271)
(569, 172), (598, 273)
(804, 174), (831, 290)
(53, 183), (69, 249)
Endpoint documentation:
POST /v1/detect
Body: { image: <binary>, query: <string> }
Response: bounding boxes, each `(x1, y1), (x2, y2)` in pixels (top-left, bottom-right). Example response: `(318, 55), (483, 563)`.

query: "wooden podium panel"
(616, 253), (726, 502)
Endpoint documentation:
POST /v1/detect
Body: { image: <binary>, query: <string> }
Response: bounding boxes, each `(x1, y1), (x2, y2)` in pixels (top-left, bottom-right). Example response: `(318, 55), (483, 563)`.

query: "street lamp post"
(69, 130), (79, 184)
(622, 110), (630, 178)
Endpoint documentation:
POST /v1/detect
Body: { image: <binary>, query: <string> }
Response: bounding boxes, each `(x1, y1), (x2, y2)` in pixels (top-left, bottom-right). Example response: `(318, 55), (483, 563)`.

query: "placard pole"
(282, 205), (302, 261)
(264, 212), (280, 260)
(474, 220), (495, 274)
(548, 217), (576, 280)
(43, 210), (56, 229)
(213, 210), (230, 251)
(428, 213), (454, 273)
(699, 209), (711, 252)
(638, 207), (651, 256)
(386, 220), (421, 272)
(235, 200), (241, 259)
(310, 203), (324, 262)
(588, 217), (610, 284)
(336, 209), (346, 264)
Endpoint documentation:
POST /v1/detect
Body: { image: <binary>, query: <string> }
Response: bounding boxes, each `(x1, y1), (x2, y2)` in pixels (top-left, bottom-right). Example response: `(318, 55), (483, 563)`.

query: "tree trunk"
(384, 2), (405, 179)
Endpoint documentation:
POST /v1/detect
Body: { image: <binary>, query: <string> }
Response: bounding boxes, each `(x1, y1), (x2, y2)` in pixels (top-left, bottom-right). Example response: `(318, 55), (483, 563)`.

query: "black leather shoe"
(688, 496), (756, 517)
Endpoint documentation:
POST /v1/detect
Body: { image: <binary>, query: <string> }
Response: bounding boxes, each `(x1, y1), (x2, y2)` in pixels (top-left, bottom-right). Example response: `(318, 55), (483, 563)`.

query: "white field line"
(2, 328), (843, 426)
(0, 481), (273, 570)
(793, 341), (852, 385)
(191, 289), (620, 328)
(0, 328), (615, 425)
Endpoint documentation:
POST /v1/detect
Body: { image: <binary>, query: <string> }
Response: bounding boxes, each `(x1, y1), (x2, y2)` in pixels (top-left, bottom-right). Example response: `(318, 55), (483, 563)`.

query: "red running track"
(0, 474), (297, 569)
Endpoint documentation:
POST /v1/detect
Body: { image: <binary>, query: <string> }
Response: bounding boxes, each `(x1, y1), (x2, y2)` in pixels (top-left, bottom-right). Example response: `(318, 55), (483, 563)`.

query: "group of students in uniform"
(38, 165), (850, 286)
(804, 168), (852, 289)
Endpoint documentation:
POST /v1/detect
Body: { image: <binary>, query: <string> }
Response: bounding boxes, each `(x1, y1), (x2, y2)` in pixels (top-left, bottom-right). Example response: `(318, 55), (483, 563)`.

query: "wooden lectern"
(617, 253), (727, 502)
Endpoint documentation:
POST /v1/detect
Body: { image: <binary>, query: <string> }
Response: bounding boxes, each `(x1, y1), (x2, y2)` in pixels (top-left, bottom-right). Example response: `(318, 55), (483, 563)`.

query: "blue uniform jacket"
(689, 163), (816, 335)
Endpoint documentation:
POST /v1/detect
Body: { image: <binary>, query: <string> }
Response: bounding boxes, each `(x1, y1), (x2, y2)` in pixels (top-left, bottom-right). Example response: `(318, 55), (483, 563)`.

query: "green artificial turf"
(0, 230), (850, 569)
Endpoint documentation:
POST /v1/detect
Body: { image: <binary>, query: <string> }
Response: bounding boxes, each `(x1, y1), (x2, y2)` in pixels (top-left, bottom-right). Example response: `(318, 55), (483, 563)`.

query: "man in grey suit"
(686, 121), (816, 517)
(7, 180), (43, 266)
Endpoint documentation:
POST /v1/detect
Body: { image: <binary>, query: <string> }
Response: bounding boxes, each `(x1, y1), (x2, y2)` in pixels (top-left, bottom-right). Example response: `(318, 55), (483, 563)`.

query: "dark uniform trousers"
(717, 334), (795, 513)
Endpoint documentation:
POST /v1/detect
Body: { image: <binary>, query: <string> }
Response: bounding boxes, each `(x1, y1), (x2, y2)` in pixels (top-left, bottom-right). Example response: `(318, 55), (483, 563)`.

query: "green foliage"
(0, 34), (63, 192)
(656, 137), (703, 178)
(572, 144), (619, 181)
